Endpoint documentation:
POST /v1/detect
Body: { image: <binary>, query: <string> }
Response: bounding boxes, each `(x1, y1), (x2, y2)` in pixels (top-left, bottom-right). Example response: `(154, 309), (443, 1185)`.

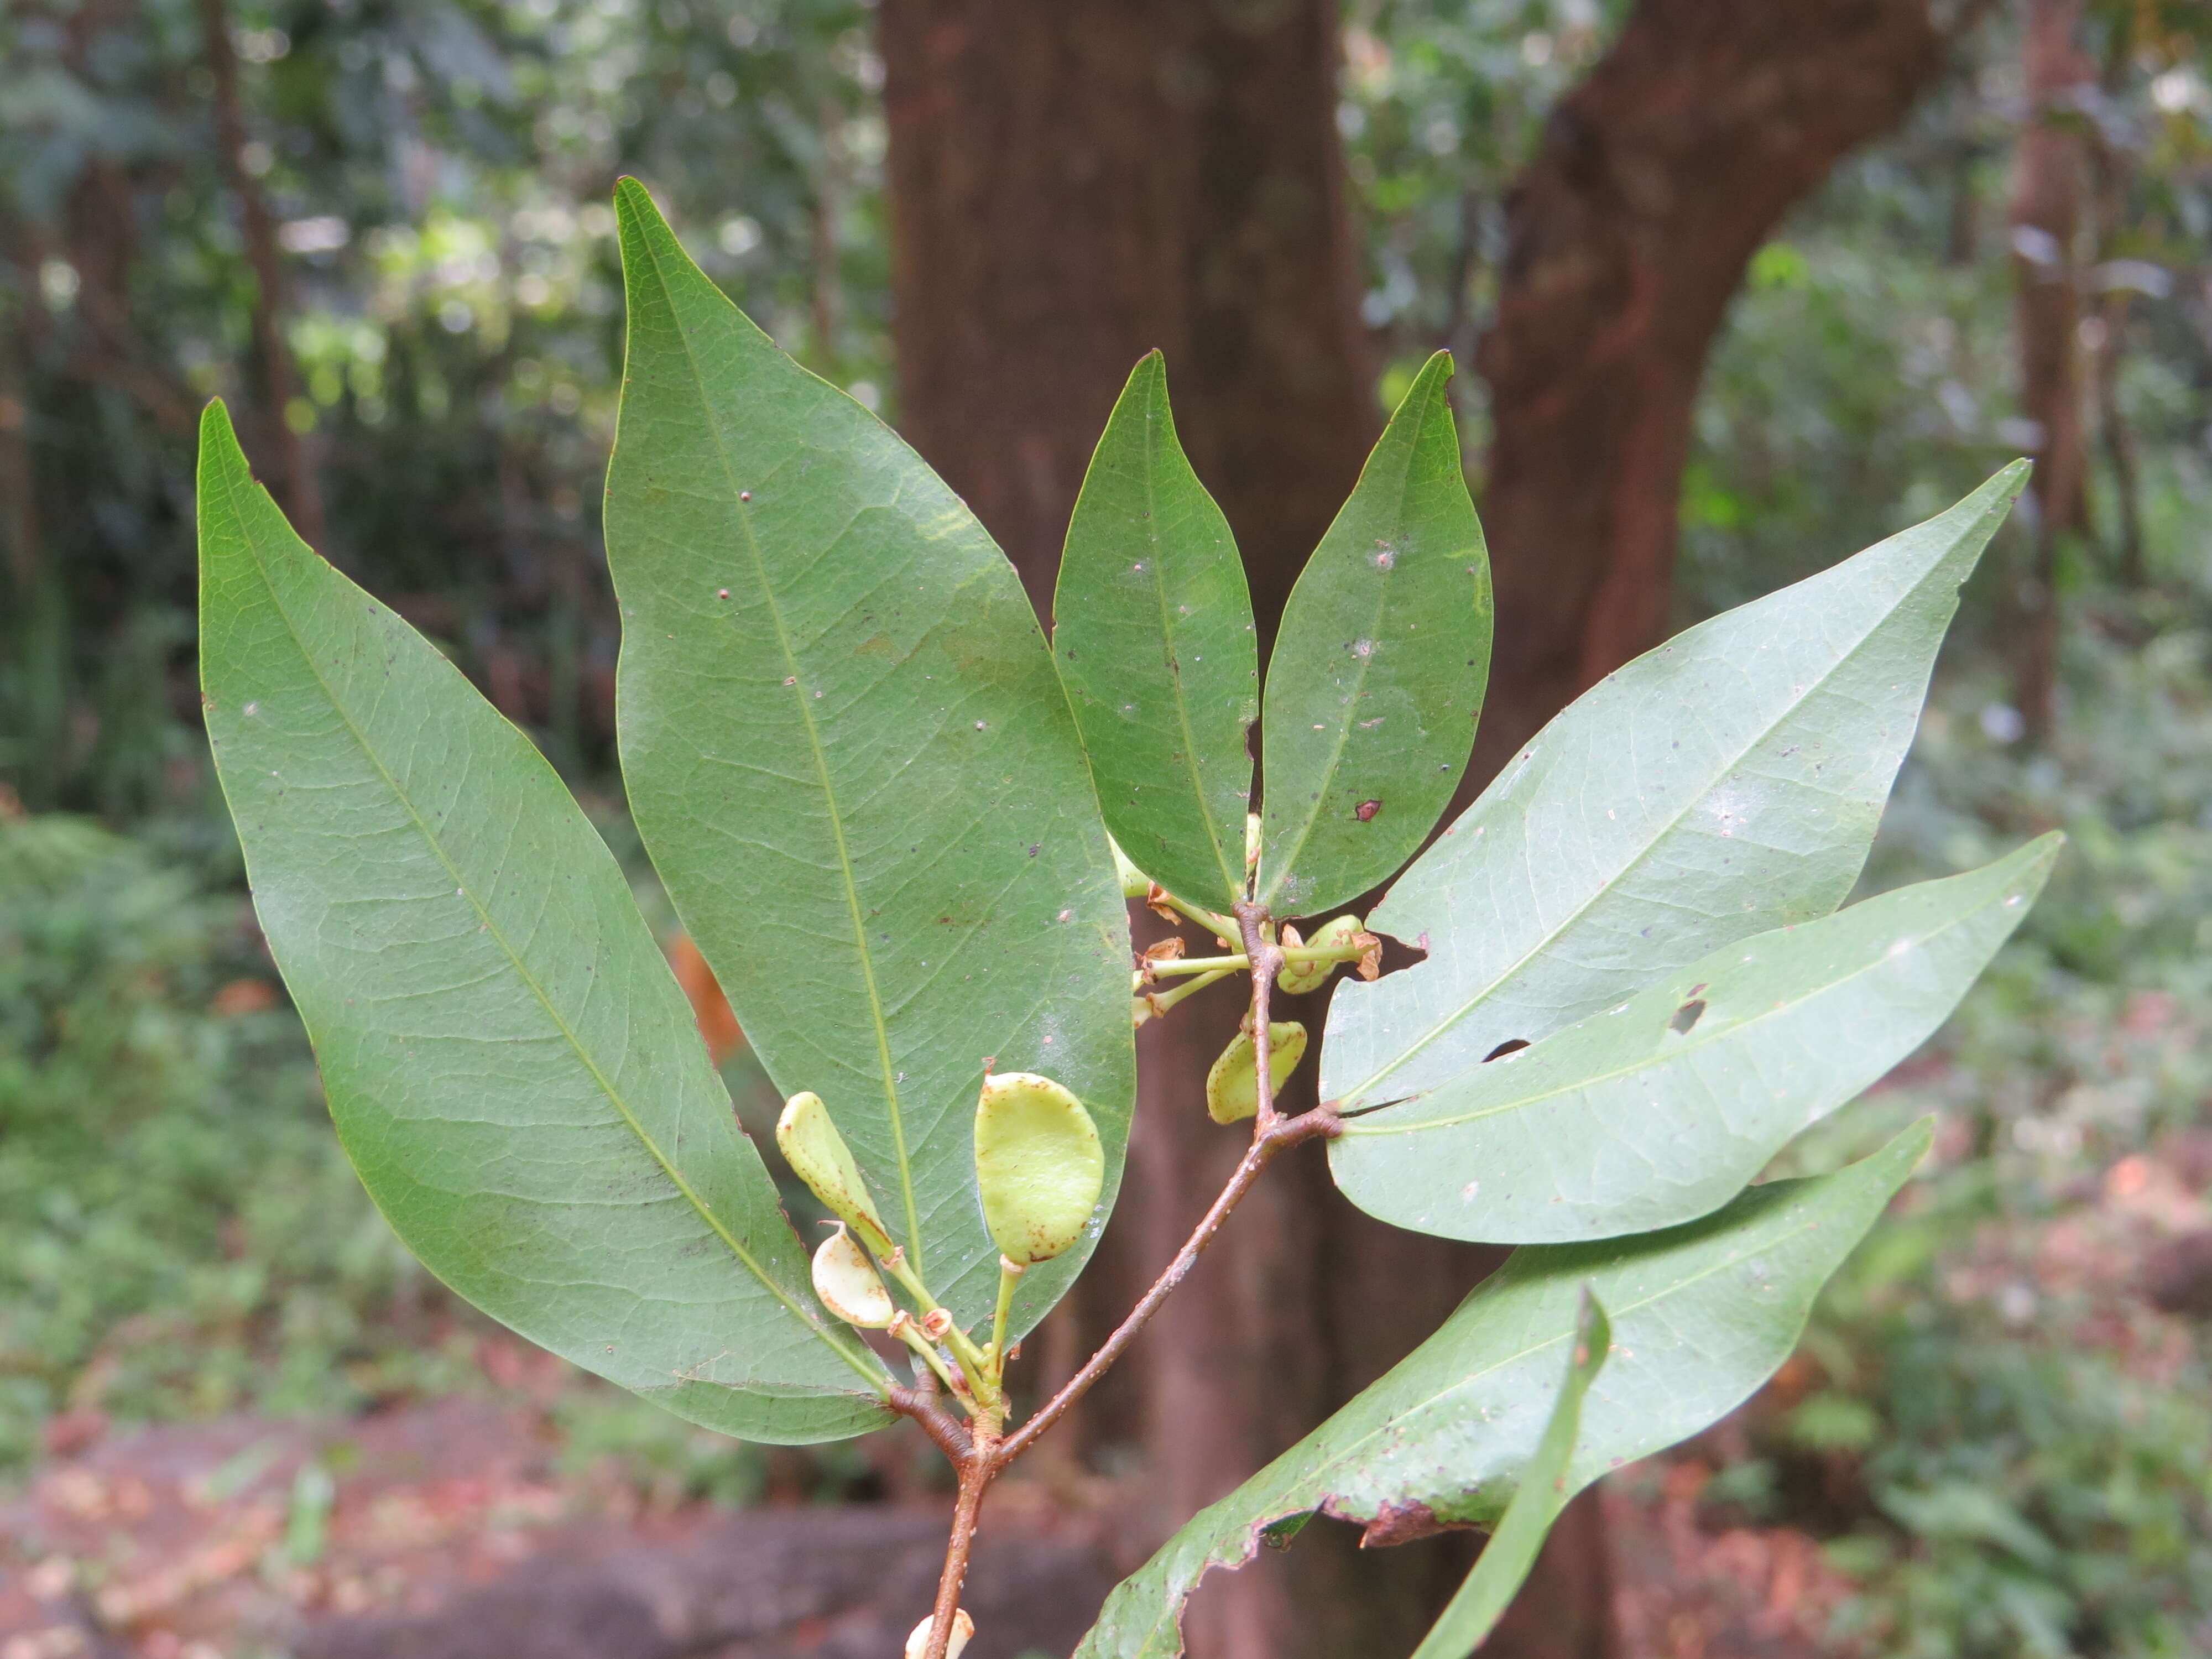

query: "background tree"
(878, 3), (1996, 1655)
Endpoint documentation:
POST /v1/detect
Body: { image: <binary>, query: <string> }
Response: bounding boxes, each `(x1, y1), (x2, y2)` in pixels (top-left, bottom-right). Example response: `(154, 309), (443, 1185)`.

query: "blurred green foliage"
(0, 812), (473, 1471)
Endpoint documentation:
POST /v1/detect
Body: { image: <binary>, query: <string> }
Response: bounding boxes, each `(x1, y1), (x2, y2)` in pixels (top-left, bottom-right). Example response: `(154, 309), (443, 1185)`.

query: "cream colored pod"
(775, 1091), (897, 1259)
(1205, 1021), (1309, 1124)
(972, 1072), (1104, 1266)
(1277, 915), (1363, 995)
(810, 1224), (896, 1328)
(904, 1609), (974, 1659)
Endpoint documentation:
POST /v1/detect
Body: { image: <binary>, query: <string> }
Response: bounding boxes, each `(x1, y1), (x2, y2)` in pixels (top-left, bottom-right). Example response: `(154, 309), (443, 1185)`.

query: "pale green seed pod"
(810, 1224), (896, 1328)
(972, 1072), (1104, 1266)
(1204, 1021), (1310, 1124)
(1277, 914), (1363, 996)
(776, 1092), (896, 1259)
(905, 1609), (974, 1659)
(1107, 834), (1150, 899)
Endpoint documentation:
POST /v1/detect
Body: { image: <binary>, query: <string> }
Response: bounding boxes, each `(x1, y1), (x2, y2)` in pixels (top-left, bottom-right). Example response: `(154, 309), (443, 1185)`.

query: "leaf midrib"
(1344, 874), (2014, 1139)
(1338, 549), (1971, 1105)
(632, 217), (927, 1280)
(1258, 373), (1438, 908)
(213, 458), (888, 1396)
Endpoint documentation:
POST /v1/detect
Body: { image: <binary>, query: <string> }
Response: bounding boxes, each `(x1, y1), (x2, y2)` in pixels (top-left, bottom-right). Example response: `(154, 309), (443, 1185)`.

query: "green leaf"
(1256, 351), (1491, 918)
(1331, 836), (2056, 1243)
(1054, 352), (1259, 906)
(603, 181), (1133, 1335)
(1409, 1291), (1610, 1659)
(195, 401), (890, 1445)
(1073, 1124), (1931, 1659)
(1322, 464), (2028, 1110)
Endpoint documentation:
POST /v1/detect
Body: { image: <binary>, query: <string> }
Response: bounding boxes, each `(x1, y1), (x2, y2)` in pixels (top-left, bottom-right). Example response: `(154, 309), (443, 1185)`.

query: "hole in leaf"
(1668, 998), (1707, 1036)
(1483, 1039), (1530, 1062)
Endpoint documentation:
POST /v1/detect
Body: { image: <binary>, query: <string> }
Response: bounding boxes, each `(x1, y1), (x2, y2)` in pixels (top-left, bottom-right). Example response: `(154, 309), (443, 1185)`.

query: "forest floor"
(0, 1375), (1884, 1659)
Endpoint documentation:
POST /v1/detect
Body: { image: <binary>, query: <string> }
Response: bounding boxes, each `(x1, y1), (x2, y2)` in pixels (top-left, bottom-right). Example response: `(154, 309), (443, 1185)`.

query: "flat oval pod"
(1204, 1022), (1310, 1124)
(778, 1092), (896, 1259)
(973, 1073), (1105, 1266)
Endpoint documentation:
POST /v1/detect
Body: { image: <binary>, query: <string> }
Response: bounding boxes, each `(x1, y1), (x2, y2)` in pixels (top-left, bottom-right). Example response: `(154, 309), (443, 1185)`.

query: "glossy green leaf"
(195, 401), (891, 1445)
(1332, 836), (2055, 1243)
(1055, 352), (1259, 906)
(603, 181), (1133, 1336)
(1073, 1124), (1931, 1659)
(1322, 464), (2029, 1110)
(1409, 1292), (1610, 1659)
(1256, 351), (1491, 918)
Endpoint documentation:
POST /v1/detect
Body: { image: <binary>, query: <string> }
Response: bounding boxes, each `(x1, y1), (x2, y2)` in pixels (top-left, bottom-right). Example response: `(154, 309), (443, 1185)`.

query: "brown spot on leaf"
(1349, 1497), (1477, 1550)
(1354, 799), (1381, 822)
(1484, 1039), (1531, 1062)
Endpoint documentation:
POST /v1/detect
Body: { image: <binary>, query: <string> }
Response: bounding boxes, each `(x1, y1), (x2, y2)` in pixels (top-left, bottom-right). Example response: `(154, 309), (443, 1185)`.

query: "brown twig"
(919, 1422), (994, 1659)
(886, 898), (1340, 1656)
(990, 1101), (1335, 1468)
(886, 1381), (974, 1465)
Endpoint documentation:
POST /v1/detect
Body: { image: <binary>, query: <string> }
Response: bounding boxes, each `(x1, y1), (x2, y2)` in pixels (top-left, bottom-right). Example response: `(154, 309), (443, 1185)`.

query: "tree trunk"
(197, 0), (324, 545)
(1473, 0), (1989, 777)
(2007, 0), (2093, 729)
(881, 7), (1581, 1657)
(879, 3), (1982, 1654)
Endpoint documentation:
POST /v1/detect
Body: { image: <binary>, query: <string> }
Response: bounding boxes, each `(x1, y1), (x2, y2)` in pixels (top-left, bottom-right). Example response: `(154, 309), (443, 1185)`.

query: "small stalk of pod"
(905, 1609), (974, 1659)
(990, 1255), (1024, 1375)
(1277, 914), (1365, 995)
(973, 1072), (1105, 1267)
(1205, 1020), (1310, 1124)
(810, 1224), (896, 1328)
(888, 1308), (965, 1400)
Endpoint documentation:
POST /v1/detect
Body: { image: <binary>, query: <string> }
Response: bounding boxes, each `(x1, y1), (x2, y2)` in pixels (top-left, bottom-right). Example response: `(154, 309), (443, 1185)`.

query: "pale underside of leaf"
(1408, 1292), (1610, 1659)
(1072, 1124), (1929, 1659)
(197, 401), (889, 1444)
(1330, 834), (2058, 1243)
(1054, 351), (1259, 908)
(1256, 349), (1491, 919)
(605, 181), (1134, 1335)
(1322, 463), (2028, 1111)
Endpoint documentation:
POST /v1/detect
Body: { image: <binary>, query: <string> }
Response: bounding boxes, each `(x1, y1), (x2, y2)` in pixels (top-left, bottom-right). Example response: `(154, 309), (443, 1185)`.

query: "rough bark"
(2006, 0), (2094, 733)
(880, 0), (1373, 643)
(1473, 0), (1989, 777)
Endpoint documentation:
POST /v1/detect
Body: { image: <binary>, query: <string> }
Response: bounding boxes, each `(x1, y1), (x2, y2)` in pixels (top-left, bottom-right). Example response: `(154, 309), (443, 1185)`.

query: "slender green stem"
(941, 1322), (998, 1403)
(879, 1247), (1000, 1409)
(1150, 883), (1237, 941)
(1143, 966), (1233, 1016)
(895, 1318), (963, 1397)
(1147, 940), (1366, 979)
(990, 1256), (1022, 1375)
